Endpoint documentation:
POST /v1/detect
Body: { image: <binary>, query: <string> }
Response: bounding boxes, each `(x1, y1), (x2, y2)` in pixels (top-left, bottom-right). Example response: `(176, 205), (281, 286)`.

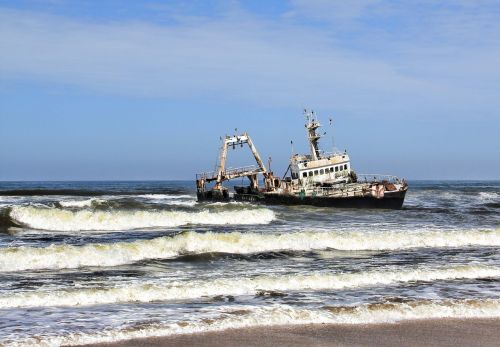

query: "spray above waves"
(12, 298), (500, 346)
(1, 265), (498, 309)
(9, 205), (275, 231)
(1, 229), (499, 272)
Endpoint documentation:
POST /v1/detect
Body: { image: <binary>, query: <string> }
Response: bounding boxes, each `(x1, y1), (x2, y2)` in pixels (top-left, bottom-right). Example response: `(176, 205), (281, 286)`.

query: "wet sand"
(86, 318), (500, 347)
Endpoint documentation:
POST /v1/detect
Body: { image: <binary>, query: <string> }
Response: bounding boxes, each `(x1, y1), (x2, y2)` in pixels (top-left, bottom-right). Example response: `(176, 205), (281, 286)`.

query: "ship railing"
(356, 174), (403, 184)
(196, 165), (261, 181)
(320, 150), (345, 158)
(311, 184), (365, 197)
(196, 171), (217, 181)
(224, 165), (261, 177)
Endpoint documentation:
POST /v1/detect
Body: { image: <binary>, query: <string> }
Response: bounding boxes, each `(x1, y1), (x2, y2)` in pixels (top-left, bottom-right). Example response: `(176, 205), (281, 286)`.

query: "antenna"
(303, 108), (321, 160)
(329, 117), (335, 153)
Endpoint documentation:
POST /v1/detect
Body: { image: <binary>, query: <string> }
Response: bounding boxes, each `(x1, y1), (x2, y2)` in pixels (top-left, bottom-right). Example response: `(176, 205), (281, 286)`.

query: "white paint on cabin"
(290, 153), (352, 183)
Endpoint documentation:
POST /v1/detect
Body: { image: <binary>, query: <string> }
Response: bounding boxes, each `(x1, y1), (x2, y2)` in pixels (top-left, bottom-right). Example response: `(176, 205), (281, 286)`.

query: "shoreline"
(83, 318), (500, 347)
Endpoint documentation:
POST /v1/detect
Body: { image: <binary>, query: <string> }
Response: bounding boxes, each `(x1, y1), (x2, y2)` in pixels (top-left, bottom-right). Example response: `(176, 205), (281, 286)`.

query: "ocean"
(0, 180), (499, 346)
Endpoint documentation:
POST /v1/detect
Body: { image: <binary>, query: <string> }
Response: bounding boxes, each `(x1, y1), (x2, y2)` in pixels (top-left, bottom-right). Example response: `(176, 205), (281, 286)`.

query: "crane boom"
(196, 132), (267, 195)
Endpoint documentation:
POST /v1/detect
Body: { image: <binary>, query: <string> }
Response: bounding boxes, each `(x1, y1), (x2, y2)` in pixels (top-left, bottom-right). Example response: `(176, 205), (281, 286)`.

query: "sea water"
(0, 181), (498, 346)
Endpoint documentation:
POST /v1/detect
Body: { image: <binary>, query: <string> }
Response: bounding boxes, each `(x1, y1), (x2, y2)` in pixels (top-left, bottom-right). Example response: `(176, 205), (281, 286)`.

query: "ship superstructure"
(289, 110), (353, 185)
(196, 109), (408, 209)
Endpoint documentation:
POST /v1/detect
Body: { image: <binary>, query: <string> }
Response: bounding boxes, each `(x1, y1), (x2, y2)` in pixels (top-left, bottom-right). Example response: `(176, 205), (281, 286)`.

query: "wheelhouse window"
(314, 170), (319, 175)
(308, 171), (313, 177)
(320, 169), (324, 174)
(344, 164), (348, 170)
(335, 166), (339, 172)
(302, 172), (307, 178)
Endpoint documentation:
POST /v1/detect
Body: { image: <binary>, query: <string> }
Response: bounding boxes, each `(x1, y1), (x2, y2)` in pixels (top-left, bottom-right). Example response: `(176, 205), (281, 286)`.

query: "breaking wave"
(12, 299), (500, 346)
(1, 265), (498, 309)
(1, 229), (499, 272)
(137, 194), (193, 199)
(9, 206), (275, 231)
(0, 208), (16, 228)
(58, 198), (104, 208)
(58, 196), (197, 208)
(0, 189), (189, 196)
(137, 194), (197, 207)
(478, 192), (499, 201)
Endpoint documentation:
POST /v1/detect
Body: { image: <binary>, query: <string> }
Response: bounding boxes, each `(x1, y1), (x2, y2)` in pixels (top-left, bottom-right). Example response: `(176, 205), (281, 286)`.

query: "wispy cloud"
(285, 0), (381, 21)
(0, 2), (499, 118)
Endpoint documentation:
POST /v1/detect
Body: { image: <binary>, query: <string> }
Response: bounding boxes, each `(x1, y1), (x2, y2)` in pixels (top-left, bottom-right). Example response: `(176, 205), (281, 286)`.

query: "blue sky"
(0, 0), (499, 180)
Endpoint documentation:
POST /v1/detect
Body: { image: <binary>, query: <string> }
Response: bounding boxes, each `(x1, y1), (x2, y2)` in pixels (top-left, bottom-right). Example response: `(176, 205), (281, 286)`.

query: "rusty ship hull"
(233, 188), (407, 209)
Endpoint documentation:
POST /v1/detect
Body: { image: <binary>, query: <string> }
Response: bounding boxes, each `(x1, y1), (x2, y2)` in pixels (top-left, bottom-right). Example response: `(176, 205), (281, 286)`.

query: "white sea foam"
(160, 200), (197, 207)
(9, 206), (275, 231)
(10, 299), (500, 346)
(0, 196), (30, 207)
(1, 265), (498, 309)
(0, 229), (499, 272)
(137, 194), (194, 199)
(478, 192), (499, 201)
(137, 194), (197, 206)
(206, 201), (249, 206)
(58, 198), (103, 208)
